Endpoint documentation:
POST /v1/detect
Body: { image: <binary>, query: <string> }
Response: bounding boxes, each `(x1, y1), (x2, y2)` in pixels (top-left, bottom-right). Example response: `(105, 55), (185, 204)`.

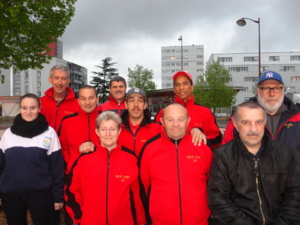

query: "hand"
(54, 202), (63, 211)
(191, 128), (207, 146)
(79, 141), (95, 153)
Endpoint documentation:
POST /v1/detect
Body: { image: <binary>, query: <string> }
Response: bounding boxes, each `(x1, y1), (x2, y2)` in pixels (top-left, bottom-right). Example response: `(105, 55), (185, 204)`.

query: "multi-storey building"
(0, 40), (87, 97)
(161, 45), (204, 88)
(208, 51), (300, 105)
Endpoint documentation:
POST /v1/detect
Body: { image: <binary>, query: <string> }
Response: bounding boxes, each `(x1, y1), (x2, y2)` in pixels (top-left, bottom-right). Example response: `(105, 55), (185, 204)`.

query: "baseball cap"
(126, 88), (146, 99)
(172, 71), (193, 84)
(258, 71), (284, 85)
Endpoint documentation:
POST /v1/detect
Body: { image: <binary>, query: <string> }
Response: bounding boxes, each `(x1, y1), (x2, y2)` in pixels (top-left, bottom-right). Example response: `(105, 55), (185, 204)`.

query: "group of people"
(0, 65), (299, 225)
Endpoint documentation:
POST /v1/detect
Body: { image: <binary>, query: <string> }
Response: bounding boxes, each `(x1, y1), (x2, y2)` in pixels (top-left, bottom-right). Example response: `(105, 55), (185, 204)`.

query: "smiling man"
(222, 71), (300, 164)
(140, 103), (212, 224)
(208, 101), (300, 224)
(58, 85), (99, 173)
(98, 76), (127, 116)
(40, 65), (78, 132)
(155, 71), (222, 150)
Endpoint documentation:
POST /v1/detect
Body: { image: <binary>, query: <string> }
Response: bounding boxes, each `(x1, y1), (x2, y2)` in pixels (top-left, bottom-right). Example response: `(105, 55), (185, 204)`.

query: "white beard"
(257, 93), (284, 115)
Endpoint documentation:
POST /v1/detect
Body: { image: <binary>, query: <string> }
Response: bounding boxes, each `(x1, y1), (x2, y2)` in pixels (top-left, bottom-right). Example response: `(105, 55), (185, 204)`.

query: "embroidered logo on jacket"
(42, 136), (52, 148)
(187, 155), (201, 163)
(115, 175), (131, 182)
(285, 123), (294, 128)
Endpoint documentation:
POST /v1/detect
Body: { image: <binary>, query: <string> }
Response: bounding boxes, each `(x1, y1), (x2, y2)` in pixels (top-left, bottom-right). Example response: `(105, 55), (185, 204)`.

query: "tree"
(90, 57), (119, 103)
(194, 60), (236, 114)
(127, 64), (156, 95)
(0, 0), (76, 71)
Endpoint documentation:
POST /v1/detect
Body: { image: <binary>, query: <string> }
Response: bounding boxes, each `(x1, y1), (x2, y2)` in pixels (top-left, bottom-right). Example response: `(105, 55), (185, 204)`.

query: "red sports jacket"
(65, 143), (146, 225)
(40, 87), (78, 132)
(139, 131), (212, 225)
(98, 95), (126, 116)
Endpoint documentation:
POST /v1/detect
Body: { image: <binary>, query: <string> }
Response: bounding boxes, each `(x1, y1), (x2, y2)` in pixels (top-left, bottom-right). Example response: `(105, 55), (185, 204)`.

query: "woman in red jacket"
(65, 111), (146, 225)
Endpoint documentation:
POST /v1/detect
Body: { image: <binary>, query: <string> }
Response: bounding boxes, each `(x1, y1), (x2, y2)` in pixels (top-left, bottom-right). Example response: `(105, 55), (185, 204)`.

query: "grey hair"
(96, 111), (122, 129)
(50, 65), (70, 78)
(233, 101), (267, 122)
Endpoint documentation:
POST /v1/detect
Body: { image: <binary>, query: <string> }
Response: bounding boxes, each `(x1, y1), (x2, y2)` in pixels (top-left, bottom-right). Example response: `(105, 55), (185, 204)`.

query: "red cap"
(172, 71), (193, 84)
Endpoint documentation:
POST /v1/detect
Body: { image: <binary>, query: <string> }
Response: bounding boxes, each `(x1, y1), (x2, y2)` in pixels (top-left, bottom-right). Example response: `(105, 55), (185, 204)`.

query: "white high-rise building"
(208, 51), (300, 105)
(161, 45), (204, 88)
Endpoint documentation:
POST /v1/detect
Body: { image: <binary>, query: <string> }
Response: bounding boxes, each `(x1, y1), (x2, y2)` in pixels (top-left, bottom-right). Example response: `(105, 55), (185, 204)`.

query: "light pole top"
(236, 17), (260, 26)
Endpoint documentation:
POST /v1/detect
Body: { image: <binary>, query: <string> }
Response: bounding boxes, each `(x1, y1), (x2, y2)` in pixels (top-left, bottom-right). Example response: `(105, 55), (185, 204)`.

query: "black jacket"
(208, 134), (300, 225)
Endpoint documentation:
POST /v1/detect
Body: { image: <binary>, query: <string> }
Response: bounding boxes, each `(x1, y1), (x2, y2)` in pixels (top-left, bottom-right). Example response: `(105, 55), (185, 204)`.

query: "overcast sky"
(60, 0), (300, 88)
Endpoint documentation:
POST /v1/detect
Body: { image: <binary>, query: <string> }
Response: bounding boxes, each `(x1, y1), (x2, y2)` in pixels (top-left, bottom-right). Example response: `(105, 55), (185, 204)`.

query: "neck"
(246, 143), (261, 155)
(129, 115), (144, 126)
(53, 91), (66, 101)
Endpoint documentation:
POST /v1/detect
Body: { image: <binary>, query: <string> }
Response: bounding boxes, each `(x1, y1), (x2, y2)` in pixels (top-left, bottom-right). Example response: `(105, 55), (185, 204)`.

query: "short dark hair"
(109, 76), (127, 88)
(79, 85), (97, 97)
(19, 93), (40, 108)
(233, 101), (266, 122)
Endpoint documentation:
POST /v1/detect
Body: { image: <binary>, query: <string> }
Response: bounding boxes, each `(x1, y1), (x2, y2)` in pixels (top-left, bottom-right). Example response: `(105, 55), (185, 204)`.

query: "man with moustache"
(222, 71), (300, 164)
(208, 101), (300, 224)
(58, 85), (99, 173)
(40, 65), (78, 132)
(98, 76), (127, 116)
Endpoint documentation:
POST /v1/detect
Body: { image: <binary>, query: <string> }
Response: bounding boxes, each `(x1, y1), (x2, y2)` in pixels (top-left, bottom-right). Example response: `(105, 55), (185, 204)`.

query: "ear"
(95, 128), (100, 137)
(48, 76), (52, 84)
(160, 117), (164, 127)
(187, 116), (191, 124)
(233, 119), (238, 131)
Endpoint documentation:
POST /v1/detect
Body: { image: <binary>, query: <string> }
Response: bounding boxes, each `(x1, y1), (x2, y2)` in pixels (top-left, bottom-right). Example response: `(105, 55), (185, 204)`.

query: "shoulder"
(139, 133), (162, 159)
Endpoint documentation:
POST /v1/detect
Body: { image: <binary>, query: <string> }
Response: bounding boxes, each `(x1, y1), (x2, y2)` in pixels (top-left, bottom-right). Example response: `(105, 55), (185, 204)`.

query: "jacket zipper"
(175, 141), (183, 225)
(88, 113), (90, 140)
(254, 158), (265, 225)
(106, 150), (111, 225)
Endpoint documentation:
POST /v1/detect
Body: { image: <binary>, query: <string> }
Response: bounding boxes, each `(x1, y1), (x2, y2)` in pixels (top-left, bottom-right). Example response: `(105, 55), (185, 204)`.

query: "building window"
(228, 67), (248, 72)
(262, 66), (269, 72)
(197, 69), (203, 73)
(244, 56), (258, 62)
(184, 62), (189, 66)
(196, 55), (203, 59)
(244, 97), (250, 101)
(176, 63), (181, 66)
(184, 49), (189, 52)
(291, 76), (300, 82)
(269, 56), (280, 61)
(285, 86), (295, 92)
(218, 57), (232, 62)
(280, 66), (295, 71)
(184, 56), (189, 59)
(241, 87), (249, 92)
(290, 55), (300, 61)
(197, 62), (203, 65)
(244, 77), (258, 82)
(171, 63), (176, 66)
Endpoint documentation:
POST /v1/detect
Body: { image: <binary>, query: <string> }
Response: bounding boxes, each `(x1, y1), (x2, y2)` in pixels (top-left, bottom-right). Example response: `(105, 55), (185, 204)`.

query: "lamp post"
(178, 35), (183, 70)
(236, 17), (261, 77)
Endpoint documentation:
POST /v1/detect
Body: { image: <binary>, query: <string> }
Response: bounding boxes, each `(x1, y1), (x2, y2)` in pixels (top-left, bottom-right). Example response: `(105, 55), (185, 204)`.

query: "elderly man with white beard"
(222, 71), (300, 164)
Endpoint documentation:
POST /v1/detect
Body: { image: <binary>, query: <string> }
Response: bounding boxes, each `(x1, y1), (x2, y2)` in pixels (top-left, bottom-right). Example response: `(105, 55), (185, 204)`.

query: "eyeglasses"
(258, 87), (283, 93)
(99, 128), (118, 133)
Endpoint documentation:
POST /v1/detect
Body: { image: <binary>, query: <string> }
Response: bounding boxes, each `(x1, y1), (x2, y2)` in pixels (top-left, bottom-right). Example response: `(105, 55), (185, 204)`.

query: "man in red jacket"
(155, 71), (222, 150)
(98, 76), (127, 115)
(40, 65), (78, 132)
(58, 85), (99, 173)
(140, 103), (212, 225)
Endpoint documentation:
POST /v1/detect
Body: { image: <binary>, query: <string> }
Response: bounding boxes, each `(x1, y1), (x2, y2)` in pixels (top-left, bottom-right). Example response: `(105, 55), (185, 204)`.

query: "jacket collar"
(174, 94), (194, 107)
(121, 108), (152, 129)
(44, 87), (75, 100)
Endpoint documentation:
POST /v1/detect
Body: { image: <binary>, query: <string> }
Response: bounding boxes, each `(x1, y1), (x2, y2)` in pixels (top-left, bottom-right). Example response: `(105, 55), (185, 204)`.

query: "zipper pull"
(254, 159), (259, 176)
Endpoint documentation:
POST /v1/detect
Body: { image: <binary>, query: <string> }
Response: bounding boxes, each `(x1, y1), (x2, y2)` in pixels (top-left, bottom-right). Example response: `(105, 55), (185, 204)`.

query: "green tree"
(0, 0), (76, 71)
(90, 57), (119, 103)
(127, 64), (156, 95)
(194, 60), (236, 114)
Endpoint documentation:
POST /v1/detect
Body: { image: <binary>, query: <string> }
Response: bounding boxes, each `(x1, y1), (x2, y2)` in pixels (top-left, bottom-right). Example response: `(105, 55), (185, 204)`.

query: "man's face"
(48, 69), (70, 95)
(78, 88), (99, 113)
(109, 81), (126, 103)
(161, 104), (190, 140)
(256, 80), (284, 115)
(233, 107), (266, 150)
(174, 75), (194, 102)
(125, 93), (147, 121)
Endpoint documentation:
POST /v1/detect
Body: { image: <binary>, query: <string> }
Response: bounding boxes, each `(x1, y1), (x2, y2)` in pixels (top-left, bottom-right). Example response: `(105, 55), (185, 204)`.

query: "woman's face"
(20, 97), (40, 122)
(96, 120), (120, 151)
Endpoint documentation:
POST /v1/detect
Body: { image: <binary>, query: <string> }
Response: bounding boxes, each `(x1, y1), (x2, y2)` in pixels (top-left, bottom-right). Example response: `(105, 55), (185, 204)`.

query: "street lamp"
(178, 35), (183, 70)
(236, 17), (261, 77)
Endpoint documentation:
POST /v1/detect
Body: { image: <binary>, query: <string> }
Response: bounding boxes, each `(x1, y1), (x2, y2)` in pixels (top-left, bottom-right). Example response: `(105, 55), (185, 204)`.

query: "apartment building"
(161, 45), (204, 88)
(208, 51), (300, 105)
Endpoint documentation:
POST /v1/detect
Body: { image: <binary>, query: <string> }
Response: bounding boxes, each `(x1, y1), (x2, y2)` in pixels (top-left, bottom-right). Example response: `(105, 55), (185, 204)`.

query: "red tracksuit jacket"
(40, 87), (78, 132)
(98, 95), (126, 116)
(65, 143), (146, 225)
(139, 131), (212, 225)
